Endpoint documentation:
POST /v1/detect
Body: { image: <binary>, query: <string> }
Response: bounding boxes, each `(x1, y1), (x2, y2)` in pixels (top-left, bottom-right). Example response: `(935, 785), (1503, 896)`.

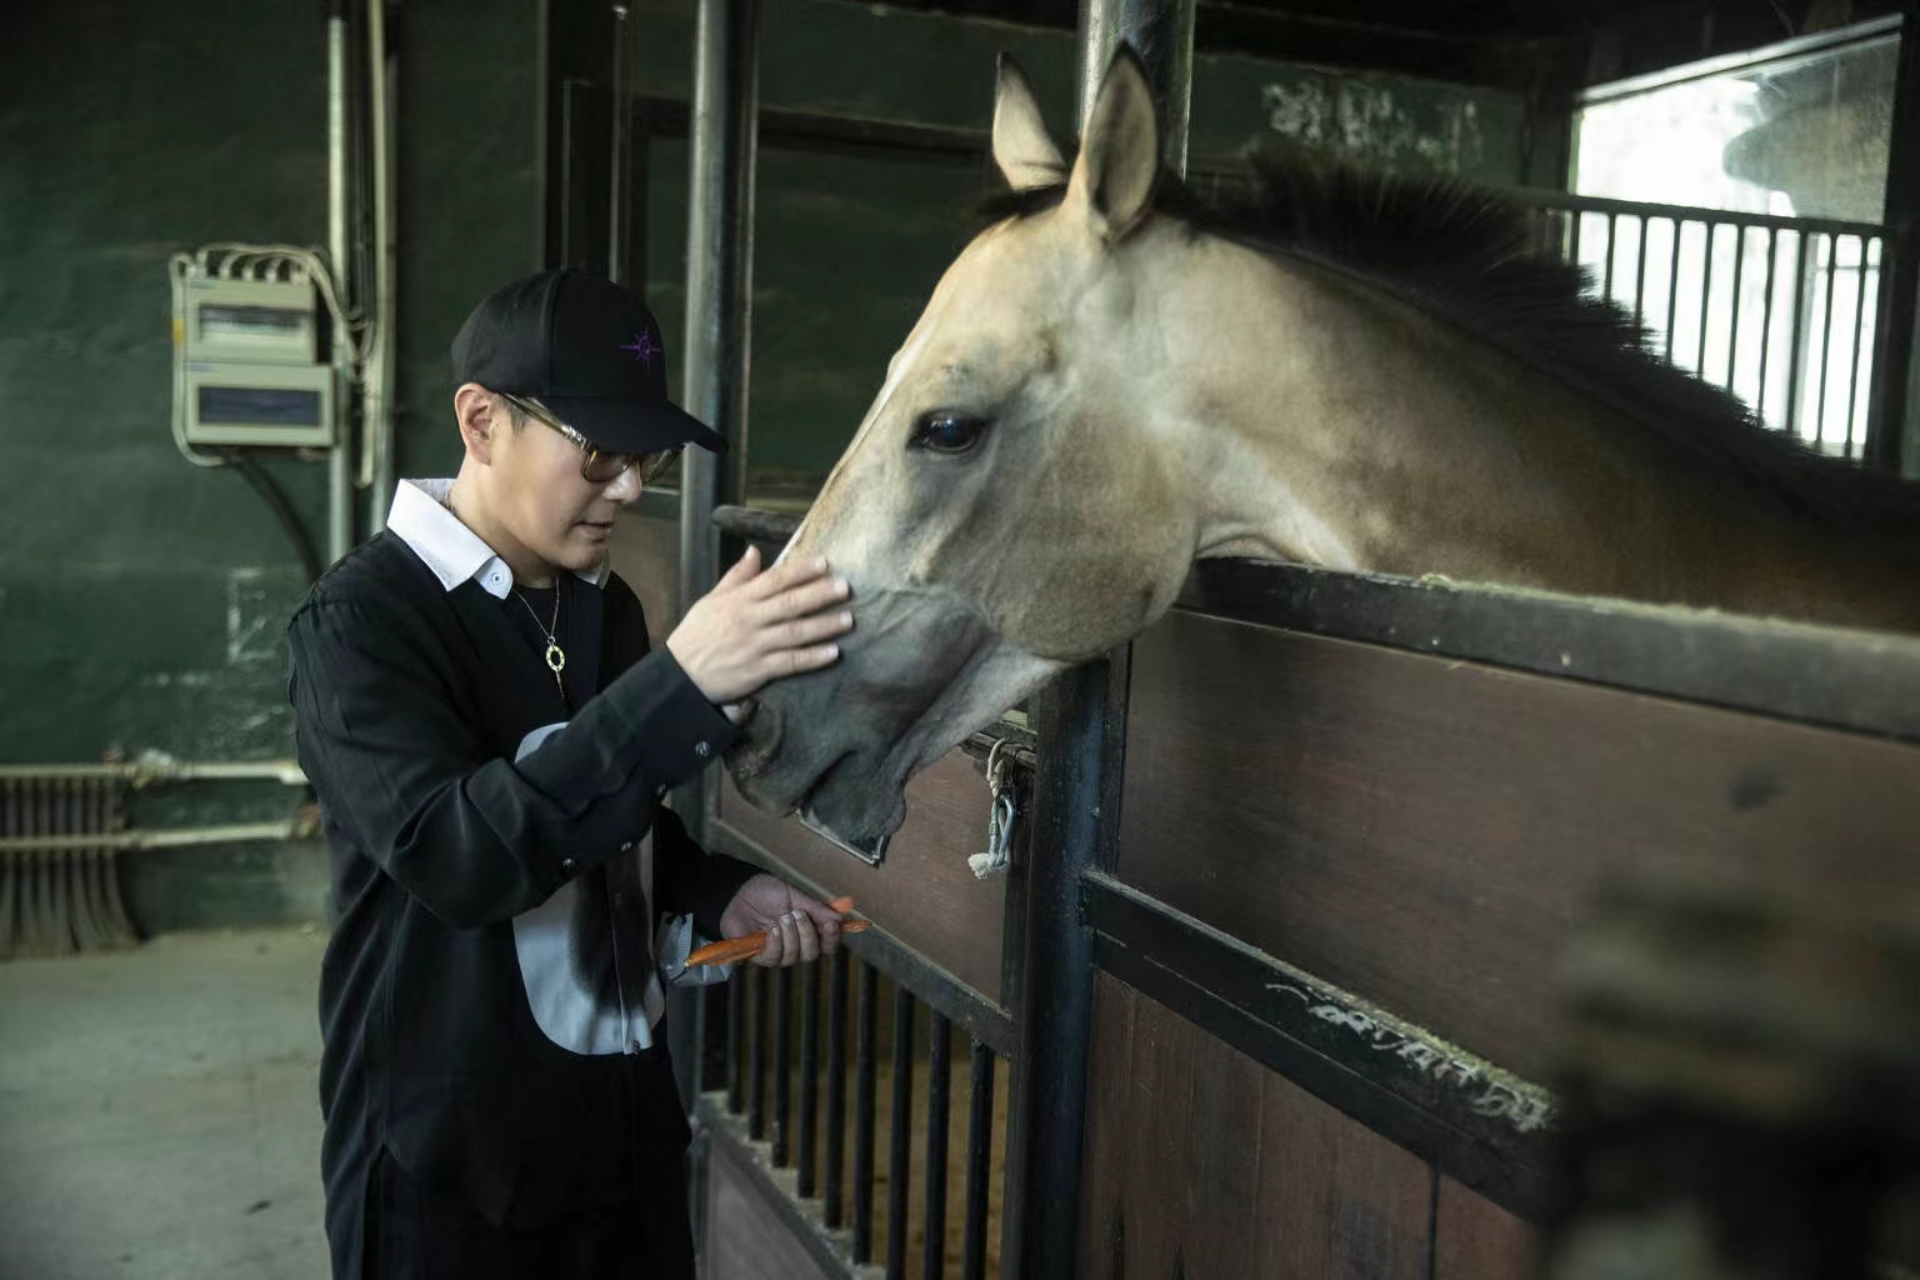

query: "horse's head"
(728, 53), (1195, 846)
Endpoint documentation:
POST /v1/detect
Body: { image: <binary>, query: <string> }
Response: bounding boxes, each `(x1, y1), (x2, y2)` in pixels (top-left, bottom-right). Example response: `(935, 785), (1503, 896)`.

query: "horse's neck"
(1164, 239), (1920, 632)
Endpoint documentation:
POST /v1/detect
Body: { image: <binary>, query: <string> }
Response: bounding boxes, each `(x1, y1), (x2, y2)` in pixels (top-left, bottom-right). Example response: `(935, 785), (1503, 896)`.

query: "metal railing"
(708, 947), (1008, 1279)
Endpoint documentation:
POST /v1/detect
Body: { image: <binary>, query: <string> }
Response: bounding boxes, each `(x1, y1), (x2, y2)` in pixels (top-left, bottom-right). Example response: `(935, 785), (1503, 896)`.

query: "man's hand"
(717, 874), (845, 967)
(666, 546), (853, 706)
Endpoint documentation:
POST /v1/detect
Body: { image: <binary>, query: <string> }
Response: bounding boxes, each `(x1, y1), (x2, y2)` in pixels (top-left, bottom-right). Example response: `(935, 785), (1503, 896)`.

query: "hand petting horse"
(727, 49), (1920, 848)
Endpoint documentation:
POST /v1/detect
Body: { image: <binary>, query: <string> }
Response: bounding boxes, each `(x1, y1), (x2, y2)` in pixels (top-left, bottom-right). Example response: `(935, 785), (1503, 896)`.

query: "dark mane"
(981, 152), (1920, 541)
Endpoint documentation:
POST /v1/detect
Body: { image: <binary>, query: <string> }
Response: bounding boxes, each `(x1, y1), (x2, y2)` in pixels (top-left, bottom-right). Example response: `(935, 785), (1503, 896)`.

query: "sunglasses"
(500, 393), (682, 486)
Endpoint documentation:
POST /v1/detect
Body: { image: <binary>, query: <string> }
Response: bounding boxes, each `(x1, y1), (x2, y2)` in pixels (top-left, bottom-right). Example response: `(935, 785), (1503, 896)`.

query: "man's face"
(488, 396), (642, 574)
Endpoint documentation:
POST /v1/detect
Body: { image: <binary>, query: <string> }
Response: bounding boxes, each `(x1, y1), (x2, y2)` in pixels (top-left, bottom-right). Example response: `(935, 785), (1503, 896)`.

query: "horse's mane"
(982, 151), (1920, 541)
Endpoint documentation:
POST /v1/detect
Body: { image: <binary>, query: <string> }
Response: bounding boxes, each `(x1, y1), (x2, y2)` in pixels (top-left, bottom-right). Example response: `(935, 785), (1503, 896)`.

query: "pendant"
(545, 643), (567, 675)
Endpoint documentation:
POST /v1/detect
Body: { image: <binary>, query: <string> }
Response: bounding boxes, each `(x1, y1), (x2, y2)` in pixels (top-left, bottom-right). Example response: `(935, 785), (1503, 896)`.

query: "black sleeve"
(650, 805), (758, 938)
(289, 594), (741, 928)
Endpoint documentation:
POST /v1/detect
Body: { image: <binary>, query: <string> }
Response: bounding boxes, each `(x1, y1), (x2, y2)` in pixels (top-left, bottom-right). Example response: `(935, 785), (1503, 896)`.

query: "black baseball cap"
(450, 268), (725, 456)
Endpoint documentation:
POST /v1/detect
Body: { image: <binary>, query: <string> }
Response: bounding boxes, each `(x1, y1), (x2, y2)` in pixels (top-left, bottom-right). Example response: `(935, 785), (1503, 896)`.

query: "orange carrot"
(687, 914), (869, 967)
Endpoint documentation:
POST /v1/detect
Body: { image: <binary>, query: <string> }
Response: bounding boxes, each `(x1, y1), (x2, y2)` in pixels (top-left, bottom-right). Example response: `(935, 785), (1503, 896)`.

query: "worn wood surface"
(716, 751), (1006, 1004)
(1117, 609), (1920, 1082)
(703, 1131), (838, 1280)
(1079, 975), (1433, 1280)
(1433, 1175), (1537, 1280)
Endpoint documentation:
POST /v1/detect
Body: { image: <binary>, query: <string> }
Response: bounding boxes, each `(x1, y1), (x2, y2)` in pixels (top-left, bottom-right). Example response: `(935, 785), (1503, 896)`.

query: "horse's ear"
(1066, 47), (1160, 243)
(992, 54), (1066, 191)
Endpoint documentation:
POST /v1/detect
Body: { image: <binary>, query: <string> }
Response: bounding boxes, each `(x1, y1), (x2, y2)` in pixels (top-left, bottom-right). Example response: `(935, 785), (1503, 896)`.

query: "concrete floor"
(0, 927), (330, 1280)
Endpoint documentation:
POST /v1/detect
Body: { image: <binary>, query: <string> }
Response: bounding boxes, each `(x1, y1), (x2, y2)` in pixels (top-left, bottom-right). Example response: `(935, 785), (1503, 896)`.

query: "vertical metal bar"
(1727, 224), (1747, 397)
(748, 965), (767, 1141)
(1633, 212), (1651, 325)
(726, 964), (744, 1113)
(773, 965), (792, 1166)
(1571, 207), (1585, 268)
(1818, 232), (1841, 447)
(1665, 218), (1685, 361)
(1076, 0), (1197, 174)
(922, 1013), (952, 1280)
(853, 963), (879, 1264)
(1847, 235), (1873, 457)
(607, 1), (634, 285)
(1601, 212), (1618, 297)
(1758, 227), (1779, 422)
(676, 0), (762, 841)
(824, 946), (850, 1228)
(325, 2), (354, 565)
(887, 988), (916, 1280)
(797, 956), (820, 1196)
(1864, 12), (1920, 473)
(961, 1042), (995, 1280)
(1787, 229), (1812, 435)
(1697, 221), (1716, 376)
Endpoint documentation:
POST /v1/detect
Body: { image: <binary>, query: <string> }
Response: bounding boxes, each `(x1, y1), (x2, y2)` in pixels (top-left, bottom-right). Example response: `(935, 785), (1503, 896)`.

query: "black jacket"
(288, 531), (750, 1268)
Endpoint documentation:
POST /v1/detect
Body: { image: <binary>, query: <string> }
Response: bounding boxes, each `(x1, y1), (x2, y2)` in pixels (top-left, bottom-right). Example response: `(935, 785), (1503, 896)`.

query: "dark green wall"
(0, 0), (543, 925)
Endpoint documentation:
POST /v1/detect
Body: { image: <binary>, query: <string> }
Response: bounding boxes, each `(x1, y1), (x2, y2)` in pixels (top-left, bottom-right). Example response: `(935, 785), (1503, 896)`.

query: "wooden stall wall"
(1116, 608), (1920, 1084)
(1078, 976), (1538, 1280)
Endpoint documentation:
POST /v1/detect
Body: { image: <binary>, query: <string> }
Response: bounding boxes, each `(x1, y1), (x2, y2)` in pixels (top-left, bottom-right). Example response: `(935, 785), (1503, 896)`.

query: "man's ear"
(454, 383), (499, 466)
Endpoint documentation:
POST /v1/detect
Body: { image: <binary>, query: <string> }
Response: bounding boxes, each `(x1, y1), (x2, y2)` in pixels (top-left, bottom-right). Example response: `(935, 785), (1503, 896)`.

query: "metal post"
(607, 2), (634, 286)
(676, 0), (760, 844)
(1866, 6), (1920, 474)
(326, 2), (355, 564)
(1003, 10), (1192, 1277)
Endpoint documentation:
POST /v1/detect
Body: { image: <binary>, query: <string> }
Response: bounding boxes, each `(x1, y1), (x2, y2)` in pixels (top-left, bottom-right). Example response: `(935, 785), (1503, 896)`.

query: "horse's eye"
(910, 412), (988, 455)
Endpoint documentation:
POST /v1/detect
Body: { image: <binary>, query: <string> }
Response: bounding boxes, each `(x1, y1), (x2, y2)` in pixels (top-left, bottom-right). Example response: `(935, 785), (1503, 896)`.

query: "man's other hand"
(717, 874), (846, 966)
(666, 546), (853, 706)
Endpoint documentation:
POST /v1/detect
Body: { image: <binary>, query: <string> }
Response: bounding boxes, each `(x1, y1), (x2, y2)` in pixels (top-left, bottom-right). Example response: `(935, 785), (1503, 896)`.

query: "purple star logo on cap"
(621, 330), (660, 366)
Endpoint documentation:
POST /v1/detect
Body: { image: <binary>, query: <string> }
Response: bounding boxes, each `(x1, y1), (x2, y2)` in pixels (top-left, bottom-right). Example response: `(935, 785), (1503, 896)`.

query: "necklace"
(514, 581), (568, 703)
(443, 490), (568, 703)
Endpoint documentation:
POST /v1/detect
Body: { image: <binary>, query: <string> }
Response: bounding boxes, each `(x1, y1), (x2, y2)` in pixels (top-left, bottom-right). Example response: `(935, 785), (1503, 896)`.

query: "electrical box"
(177, 276), (336, 447)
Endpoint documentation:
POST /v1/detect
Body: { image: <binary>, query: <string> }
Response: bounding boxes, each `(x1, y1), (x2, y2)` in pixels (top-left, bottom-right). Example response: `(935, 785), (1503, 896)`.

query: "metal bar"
(1727, 225), (1746, 397)
(1579, 15), (1901, 105)
(853, 962), (879, 1264)
(676, 0), (761, 842)
(748, 965), (767, 1141)
(1518, 185), (1890, 241)
(773, 964), (792, 1167)
(886, 986), (916, 1280)
(0, 822), (303, 855)
(325, 2), (354, 565)
(1086, 872), (1554, 1220)
(0, 761), (306, 785)
(1571, 207), (1584, 269)
(1077, 0), (1197, 174)
(1665, 218), (1684, 361)
(1787, 230), (1812, 435)
(1178, 559), (1920, 748)
(1758, 227), (1779, 421)
(726, 963), (744, 1113)
(1866, 15), (1920, 473)
(1633, 213), (1650, 326)
(1697, 221), (1715, 375)
(1818, 232), (1841, 446)
(824, 946), (850, 1229)
(607, 1), (634, 284)
(1601, 213), (1617, 297)
(798, 956), (820, 1196)
(1848, 235), (1874, 458)
(961, 1041), (996, 1280)
(922, 1013), (953, 1280)
(696, 1103), (876, 1280)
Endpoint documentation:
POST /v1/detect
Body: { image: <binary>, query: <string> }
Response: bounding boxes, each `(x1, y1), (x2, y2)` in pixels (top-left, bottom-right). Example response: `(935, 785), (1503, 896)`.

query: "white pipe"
(0, 760), (308, 786)
(327, 7), (356, 563)
(0, 821), (308, 855)
(363, 0), (398, 533)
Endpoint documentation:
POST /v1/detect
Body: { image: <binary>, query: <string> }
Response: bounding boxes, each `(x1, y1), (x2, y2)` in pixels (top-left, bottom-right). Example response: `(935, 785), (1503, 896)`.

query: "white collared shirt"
(385, 477), (609, 599)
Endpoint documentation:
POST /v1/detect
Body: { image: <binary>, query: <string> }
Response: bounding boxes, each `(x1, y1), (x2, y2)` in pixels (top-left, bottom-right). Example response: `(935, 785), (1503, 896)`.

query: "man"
(288, 267), (852, 1279)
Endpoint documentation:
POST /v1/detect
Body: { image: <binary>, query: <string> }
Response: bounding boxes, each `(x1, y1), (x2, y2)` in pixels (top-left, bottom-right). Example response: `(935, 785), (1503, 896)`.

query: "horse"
(725, 49), (1920, 848)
